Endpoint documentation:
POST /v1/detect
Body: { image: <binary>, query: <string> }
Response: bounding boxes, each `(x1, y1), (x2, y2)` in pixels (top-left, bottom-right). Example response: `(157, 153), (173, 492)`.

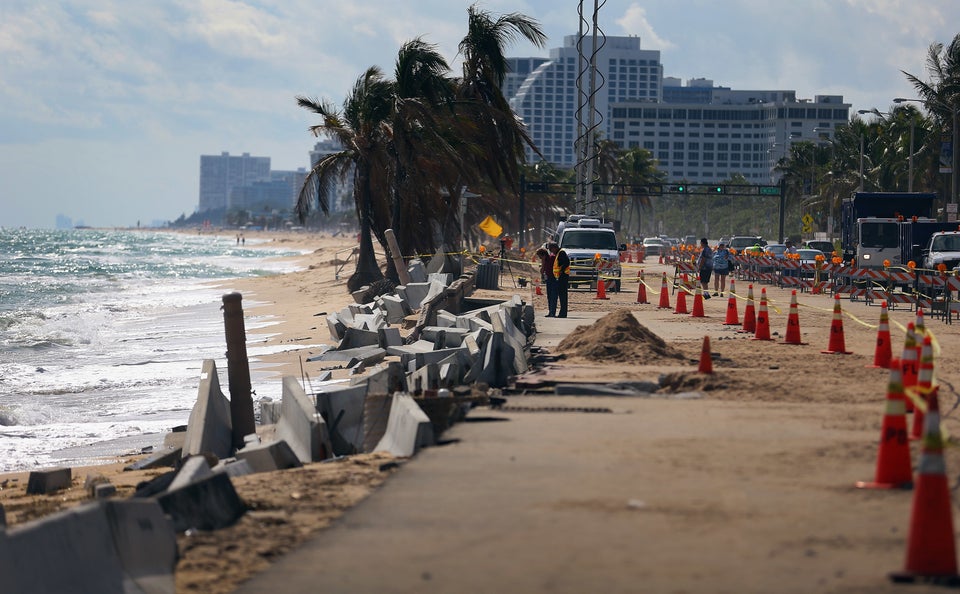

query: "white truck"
(922, 231), (960, 271)
(555, 215), (625, 292)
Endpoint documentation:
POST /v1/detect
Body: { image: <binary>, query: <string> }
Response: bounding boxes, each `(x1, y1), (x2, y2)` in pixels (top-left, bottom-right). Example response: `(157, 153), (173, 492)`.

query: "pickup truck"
(922, 231), (960, 271)
(556, 216), (625, 292)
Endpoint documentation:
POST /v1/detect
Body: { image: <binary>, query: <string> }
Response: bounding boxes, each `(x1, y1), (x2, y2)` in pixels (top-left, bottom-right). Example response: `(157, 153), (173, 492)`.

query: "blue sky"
(2, 0), (958, 228)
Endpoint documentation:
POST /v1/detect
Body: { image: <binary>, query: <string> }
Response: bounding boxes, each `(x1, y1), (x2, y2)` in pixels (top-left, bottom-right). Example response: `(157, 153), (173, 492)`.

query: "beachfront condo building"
(198, 152), (271, 213)
(507, 35), (850, 183)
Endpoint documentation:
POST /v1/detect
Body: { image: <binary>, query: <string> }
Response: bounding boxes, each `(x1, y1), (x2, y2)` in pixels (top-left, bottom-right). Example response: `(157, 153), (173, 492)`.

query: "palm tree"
(455, 5), (547, 236)
(295, 67), (394, 291)
(615, 147), (663, 238)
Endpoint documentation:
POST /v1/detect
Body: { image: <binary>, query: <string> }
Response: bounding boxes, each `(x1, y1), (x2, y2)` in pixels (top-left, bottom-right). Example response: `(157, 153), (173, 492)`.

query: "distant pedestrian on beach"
(697, 237), (713, 298)
(712, 241), (730, 296)
(550, 242), (569, 318)
(537, 244), (559, 317)
(237, 234), (241, 245)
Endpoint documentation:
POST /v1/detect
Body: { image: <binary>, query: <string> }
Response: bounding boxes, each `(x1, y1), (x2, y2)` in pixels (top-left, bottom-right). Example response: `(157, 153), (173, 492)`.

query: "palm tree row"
(775, 33), (960, 238)
(295, 6), (545, 292)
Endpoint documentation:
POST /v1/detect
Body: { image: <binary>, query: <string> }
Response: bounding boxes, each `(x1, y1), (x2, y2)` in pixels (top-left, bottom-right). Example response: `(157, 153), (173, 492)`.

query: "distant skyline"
(3, 1), (959, 228)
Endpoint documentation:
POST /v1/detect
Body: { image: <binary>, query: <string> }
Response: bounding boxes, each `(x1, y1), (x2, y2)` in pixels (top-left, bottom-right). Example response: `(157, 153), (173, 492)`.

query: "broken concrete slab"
(421, 326), (470, 348)
(167, 455), (214, 492)
(397, 282), (431, 310)
(236, 439), (303, 473)
(315, 384), (368, 456)
(377, 294), (410, 324)
(407, 259), (427, 283)
(309, 346), (385, 365)
(181, 359), (234, 461)
(377, 327), (402, 349)
(157, 472), (246, 532)
(26, 467), (72, 495)
(553, 383), (656, 397)
(373, 393), (434, 457)
(407, 363), (440, 394)
(363, 361), (407, 396)
(339, 327), (380, 350)
(326, 314), (346, 341)
(0, 499), (177, 594)
(476, 332), (516, 388)
(275, 376), (332, 463)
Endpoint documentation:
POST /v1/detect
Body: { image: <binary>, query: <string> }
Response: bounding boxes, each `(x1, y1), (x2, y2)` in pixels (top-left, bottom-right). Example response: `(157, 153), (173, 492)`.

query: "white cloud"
(614, 4), (674, 51)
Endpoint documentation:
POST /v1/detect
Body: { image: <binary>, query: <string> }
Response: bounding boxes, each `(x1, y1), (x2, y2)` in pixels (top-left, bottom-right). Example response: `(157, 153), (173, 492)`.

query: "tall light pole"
(859, 107), (917, 192)
(895, 97), (957, 205)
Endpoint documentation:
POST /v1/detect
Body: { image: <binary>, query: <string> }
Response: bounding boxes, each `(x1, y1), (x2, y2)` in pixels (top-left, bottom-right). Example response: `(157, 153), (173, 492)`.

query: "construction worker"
(696, 237), (713, 299)
(551, 242), (569, 318)
(537, 244), (559, 317)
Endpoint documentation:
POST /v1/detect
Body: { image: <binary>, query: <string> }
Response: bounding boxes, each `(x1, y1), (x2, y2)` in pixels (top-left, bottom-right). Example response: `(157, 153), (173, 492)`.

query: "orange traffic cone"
(674, 287), (689, 314)
(752, 288), (772, 341)
(856, 367), (913, 490)
(636, 270), (648, 304)
(698, 335), (713, 374)
(868, 300), (893, 369)
(900, 323), (919, 413)
(657, 273), (671, 309)
(739, 284), (756, 334)
(910, 335), (935, 441)
(691, 286), (706, 317)
(821, 294), (852, 354)
(889, 386), (960, 585)
(914, 308), (926, 361)
(783, 290), (805, 345)
(723, 290), (739, 325)
(594, 277), (609, 300)
(535, 283), (543, 296)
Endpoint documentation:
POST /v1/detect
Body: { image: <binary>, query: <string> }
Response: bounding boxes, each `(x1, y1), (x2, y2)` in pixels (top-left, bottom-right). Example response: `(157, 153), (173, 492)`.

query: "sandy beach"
(4, 229), (960, 593)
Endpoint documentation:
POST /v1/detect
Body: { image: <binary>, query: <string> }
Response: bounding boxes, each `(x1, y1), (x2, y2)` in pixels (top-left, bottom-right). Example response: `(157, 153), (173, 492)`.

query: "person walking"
(537, 244), (559, 317)
(696, 237), (713, 299)
(712, 241), (731, 296)
(551, 242), (570, 317)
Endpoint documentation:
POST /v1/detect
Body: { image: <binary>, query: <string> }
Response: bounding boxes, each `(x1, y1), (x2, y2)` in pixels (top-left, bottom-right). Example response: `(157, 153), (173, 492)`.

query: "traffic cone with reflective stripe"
(752, 288), (773, 341)
(821, 294), (852, 354)
(657, 273), (671, 309)
(674, 287), (689, 314)
(723, 290), (739, 325)
(691, 286), (706, 317)
(739, 284), (756, 334)
(856, 367), (913, 490)
(868, 301), (893, 369)
(900, 323), (919, 413)
(698, 335), (713, 374)
(636, 270), (648, 304)
(889, 386), (960, 585)
(783, 290), (805, 345)
(910, 335), (935, 441)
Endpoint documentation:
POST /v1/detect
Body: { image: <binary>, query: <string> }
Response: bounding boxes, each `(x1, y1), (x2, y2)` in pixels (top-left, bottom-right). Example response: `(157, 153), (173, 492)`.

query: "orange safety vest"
(553, 249), (570, 278)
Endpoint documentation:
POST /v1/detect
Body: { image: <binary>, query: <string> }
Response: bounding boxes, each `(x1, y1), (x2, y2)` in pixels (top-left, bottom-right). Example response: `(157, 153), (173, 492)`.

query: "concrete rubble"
(5, 257), (539, 590)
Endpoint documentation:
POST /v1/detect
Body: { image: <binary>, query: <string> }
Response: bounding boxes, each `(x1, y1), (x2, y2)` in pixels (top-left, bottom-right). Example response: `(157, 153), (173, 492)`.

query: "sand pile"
(554, 309), (686, 363)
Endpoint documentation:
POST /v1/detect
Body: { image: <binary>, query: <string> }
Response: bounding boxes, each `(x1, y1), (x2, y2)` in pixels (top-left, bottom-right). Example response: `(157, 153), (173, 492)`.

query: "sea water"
(0, 228), (309, 473)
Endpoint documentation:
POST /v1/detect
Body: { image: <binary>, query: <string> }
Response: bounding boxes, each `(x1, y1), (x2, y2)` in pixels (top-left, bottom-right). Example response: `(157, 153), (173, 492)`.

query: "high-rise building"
(507, 36), (850, 183)
(308, 140), (354, 213)
(197, 152), (271, 212)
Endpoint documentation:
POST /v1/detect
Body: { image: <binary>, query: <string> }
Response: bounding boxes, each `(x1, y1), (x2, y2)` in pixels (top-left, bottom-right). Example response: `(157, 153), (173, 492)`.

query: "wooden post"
(221, 292), (256, 450)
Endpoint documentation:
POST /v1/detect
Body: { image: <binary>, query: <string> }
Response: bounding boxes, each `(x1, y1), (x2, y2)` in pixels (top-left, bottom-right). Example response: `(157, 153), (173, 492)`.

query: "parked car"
(765, 243), (788, 259)
(642, 237), (666, 256)
(797, 248), (825, 264)
(729, 236), (763, 252)
(804, 240), (835, 255)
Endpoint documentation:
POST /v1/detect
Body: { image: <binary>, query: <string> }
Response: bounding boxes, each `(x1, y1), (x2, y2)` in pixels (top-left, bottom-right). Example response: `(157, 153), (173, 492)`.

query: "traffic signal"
(668, 185), (686, 193)
(711, 185), (724, 193)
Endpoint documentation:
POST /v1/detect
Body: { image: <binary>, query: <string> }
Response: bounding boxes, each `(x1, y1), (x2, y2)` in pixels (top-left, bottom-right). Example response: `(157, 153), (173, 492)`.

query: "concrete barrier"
(26, 467), (72, 495)
(373, 393), (434, 457)
(0, 499), (176, 593)
(181, 359), (234, 461)
(275, 376), (332, 463)
(157, 472), (246, 532)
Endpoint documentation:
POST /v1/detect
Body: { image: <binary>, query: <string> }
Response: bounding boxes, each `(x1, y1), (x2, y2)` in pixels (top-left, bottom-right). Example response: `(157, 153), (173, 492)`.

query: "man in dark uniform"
(551, 242), (570, 318)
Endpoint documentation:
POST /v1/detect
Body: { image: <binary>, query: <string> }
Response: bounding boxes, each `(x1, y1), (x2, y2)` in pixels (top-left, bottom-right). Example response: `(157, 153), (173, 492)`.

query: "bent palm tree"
(296, 67), (394, 291)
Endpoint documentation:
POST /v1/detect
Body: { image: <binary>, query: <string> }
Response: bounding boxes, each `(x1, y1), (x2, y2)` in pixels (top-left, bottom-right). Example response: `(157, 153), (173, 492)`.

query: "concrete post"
(385, 229), (411, 285)
(221, 292), (256, 450)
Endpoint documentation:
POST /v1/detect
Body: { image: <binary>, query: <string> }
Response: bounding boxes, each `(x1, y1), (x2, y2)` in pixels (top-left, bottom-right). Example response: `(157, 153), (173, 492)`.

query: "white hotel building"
(508, 35), (850, 183)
